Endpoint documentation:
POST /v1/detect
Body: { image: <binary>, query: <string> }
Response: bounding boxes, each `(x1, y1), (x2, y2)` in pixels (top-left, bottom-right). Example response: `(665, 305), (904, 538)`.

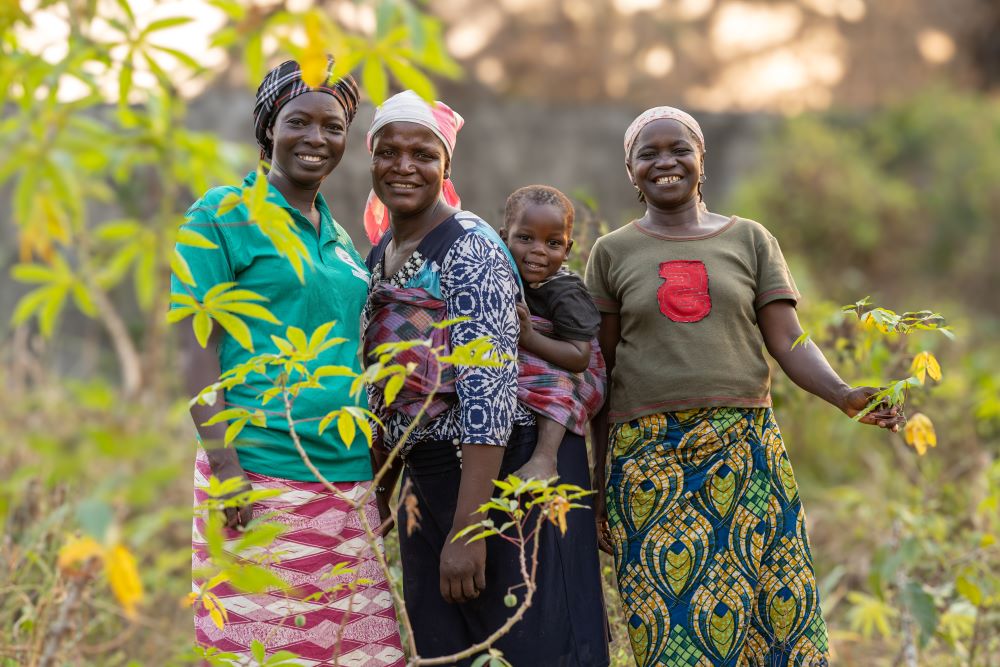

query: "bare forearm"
(183, 326), (242, 473)
(372, 444), (403, 495)
(452, 444), (505, 531)
(592, 312), (619, 482)
(520, 333), (590, 373)
(759, 302), (850, 410)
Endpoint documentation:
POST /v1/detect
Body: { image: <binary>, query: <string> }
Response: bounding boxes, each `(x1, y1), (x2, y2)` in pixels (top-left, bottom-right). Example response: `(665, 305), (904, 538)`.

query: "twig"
(36, 576), (86, 667)
(412, 511), (545, 666)
(968, 602), (984, 666)
(334, 584), (357, 661)
(282, 392), (418, 659)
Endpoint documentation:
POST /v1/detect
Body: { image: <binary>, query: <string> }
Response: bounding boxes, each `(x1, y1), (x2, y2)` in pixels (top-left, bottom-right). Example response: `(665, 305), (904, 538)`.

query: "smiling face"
(504, 203), (572, 284)
(370, 121), (449, 219)
(266, 91), (348, 188)
(627, 119), (703, 209)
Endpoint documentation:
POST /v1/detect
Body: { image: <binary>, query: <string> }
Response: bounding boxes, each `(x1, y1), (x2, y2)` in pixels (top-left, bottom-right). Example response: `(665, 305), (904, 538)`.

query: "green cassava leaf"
(361, 57), (388, 105)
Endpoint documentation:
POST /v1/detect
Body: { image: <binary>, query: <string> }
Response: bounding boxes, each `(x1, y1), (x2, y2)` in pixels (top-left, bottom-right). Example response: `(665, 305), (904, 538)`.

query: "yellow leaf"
(300, 12), (328, 88)
(548, 496), (570, 535)
(58, 535), (105, 572)
(203, 591), (228, 630)
(193, 311), (213, 347)
(337, 410), (356, 448)
(105, 544), (144, 619)
(903, 412), (937, 456)
(909, 351), (942, 385)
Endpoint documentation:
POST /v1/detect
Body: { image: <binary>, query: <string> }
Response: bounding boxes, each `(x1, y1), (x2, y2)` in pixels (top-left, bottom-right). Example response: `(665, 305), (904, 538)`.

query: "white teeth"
(390, 183), (416, 189)
(297, 154), (323, 163)
(656, 175), (681, 184)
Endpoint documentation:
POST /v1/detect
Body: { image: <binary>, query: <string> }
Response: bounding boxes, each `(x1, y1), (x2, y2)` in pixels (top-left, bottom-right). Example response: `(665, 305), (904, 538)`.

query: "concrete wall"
(185, 83), (775, 253)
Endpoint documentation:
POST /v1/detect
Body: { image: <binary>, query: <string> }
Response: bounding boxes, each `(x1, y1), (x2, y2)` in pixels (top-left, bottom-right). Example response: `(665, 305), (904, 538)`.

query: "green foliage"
(728, 88), (1000, 310)
(769, 290), (1000, 662)
(11, 256), (96, 335)
(2, 0), (467, 664)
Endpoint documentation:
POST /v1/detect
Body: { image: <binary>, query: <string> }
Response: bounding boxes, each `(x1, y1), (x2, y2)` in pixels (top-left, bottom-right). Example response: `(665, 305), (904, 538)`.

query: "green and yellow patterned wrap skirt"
(607, 408), (830, 667)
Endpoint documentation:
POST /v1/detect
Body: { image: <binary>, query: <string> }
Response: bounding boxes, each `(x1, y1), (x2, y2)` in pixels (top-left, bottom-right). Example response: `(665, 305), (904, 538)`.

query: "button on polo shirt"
(171, 171), (373, 482)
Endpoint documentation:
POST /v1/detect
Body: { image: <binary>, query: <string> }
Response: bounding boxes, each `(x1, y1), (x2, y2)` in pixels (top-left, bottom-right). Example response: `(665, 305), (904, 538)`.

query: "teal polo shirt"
(171, 171), (373, 482)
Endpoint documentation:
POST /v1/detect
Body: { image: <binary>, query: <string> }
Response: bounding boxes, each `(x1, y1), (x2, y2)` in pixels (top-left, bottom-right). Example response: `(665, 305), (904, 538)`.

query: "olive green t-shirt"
(584, 216), (799, 423)
(171, 171), (373, 482)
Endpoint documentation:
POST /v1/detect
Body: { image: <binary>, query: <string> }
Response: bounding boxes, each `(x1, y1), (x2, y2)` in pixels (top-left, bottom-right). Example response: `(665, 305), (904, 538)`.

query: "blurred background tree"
(2, 0), (998, 665)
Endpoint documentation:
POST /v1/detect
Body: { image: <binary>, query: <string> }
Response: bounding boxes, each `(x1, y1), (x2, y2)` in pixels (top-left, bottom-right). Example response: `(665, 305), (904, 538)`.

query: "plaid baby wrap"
(517, 316), (607, 435)
(363, 285), (457, 421)
(363, 289), (606, 437)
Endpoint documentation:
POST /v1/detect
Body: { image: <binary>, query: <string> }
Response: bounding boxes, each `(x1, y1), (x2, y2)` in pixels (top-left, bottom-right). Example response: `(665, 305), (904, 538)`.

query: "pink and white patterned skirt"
(192, 449), (405, 666)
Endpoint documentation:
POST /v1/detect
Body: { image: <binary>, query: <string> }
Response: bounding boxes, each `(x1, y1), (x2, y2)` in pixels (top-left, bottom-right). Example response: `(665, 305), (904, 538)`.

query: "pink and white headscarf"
(363, 90), (465, 244)
(623, 106), (706, 159)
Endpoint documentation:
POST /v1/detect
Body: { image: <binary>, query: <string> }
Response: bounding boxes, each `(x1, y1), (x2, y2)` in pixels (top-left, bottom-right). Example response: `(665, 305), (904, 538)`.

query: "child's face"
(504, 203), (572, 285)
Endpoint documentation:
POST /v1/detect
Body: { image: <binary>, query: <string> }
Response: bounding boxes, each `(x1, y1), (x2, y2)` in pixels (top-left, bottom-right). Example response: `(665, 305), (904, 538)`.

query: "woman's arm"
(440, 444), (505, 604)
(591, 312), (620, 554)
(516, 303), (591, 372)
(438, 232), (521, 603)
(183, 325), (253, 528)
(370, 444), (403, 534)
(758, 300), (903, 430)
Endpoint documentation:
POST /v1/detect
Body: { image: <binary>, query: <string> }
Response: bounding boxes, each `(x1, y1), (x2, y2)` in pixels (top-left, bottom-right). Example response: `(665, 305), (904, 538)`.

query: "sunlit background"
(4, 1), (1000, 665)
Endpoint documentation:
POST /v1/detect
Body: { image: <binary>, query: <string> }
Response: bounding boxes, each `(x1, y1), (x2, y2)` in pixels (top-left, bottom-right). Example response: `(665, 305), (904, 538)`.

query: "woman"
(584, 107), (903, 667)
(362, 90), (609, 666)
(172, 60), (404, 666)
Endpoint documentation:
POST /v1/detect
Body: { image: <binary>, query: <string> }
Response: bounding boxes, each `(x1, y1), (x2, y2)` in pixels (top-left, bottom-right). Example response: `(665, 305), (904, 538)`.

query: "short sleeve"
(584, 240), (619, 313)
(547, 276), (601, 341)
(754, 231), (799, 308)
(440, 232), (520, 447)
(170, 194), (238, 307)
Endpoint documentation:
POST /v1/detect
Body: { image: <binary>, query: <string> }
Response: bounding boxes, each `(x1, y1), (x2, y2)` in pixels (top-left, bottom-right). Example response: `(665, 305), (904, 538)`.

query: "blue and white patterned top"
(364, 211), (533, 452)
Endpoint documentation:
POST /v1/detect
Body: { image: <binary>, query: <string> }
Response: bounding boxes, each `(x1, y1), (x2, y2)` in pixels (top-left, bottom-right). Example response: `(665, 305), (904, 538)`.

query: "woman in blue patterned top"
(361, 91), (610, 666)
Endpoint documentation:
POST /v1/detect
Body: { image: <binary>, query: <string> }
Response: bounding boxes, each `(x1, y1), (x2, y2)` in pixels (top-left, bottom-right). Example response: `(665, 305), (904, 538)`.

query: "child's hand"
(513, 453), (558, 482)
(516, 303), (535, 344)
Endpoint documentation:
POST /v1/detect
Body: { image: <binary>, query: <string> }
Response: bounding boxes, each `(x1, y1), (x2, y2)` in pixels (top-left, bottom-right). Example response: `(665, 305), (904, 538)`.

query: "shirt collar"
(242, 170), (338, 241)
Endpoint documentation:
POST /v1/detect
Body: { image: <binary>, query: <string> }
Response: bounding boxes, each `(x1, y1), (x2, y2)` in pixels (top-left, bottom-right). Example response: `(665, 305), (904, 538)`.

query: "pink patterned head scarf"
(623, 106), (706, 160)
(364, 90), (464, 244)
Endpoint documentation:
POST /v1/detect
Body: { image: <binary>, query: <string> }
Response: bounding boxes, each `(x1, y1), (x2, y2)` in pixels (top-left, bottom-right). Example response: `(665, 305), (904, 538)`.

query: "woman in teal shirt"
(172, 60), (404, 665)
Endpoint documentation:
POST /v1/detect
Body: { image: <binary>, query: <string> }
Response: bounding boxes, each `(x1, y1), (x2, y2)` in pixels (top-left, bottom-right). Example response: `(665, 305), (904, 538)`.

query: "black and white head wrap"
(252, 58), (360, 158)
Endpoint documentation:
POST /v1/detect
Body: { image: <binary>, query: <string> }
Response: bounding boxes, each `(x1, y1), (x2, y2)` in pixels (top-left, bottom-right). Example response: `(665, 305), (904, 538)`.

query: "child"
(501, 185), (605, 481)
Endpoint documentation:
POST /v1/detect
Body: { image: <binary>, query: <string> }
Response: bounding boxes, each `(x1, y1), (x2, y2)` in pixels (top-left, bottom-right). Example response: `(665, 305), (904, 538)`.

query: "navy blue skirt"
(398, 425), (610, 666)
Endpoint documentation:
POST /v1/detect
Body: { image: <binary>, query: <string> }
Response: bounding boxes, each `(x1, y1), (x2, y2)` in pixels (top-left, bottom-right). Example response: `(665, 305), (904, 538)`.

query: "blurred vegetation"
(725, 89), (1000, 665)
(729, 88), (1000, 315)
(2, 0), (999, 663)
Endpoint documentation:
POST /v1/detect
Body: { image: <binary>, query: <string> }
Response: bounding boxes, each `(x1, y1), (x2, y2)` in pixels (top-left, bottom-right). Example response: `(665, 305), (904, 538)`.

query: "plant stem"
(968, 602), (984, 666)
(37, 576), (86, 667)
(282, 391), (418, 659)
(413, 512), (545, 666)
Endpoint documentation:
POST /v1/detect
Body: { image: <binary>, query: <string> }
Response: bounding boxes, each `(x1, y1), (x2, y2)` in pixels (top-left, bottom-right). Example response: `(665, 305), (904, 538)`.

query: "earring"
(699, 174), (707, 183)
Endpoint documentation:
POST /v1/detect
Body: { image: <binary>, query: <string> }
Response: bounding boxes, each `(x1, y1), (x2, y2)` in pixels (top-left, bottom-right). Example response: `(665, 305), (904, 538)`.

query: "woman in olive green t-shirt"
(584, 106), (904, 667)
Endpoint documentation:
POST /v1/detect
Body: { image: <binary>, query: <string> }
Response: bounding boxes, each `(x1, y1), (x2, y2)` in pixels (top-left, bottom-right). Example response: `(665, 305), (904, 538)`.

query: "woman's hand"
(440, 531), (487, 604)
(375, 488), (396, 537)
(839, 386), (905, 432)
(593, 473), (613, 555)
(210, 456), (253, 530)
